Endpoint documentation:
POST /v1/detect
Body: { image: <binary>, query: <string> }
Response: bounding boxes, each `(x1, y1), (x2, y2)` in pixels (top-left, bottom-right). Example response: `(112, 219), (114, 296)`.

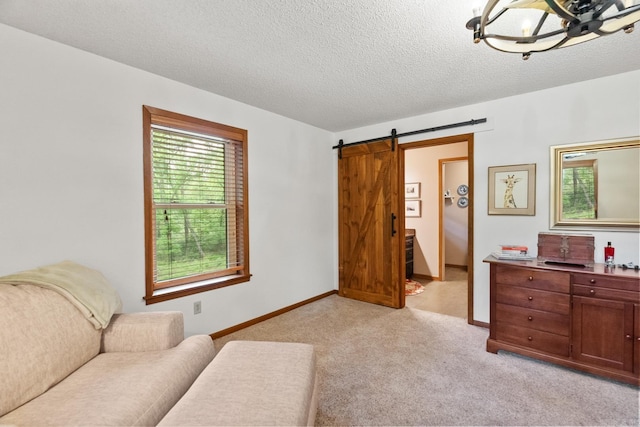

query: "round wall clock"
(457, 196), (469, 208)
(457, 184), (469, 196)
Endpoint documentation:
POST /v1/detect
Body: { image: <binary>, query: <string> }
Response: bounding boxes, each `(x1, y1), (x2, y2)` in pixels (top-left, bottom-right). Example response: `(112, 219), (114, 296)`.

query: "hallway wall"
(444, 160), (469, 267)
(405, 142), (467, 279)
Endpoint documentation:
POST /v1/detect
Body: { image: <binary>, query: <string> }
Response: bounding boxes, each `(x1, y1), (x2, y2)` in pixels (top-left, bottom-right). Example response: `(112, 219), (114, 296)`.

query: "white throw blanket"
(0, 261), (122, 329)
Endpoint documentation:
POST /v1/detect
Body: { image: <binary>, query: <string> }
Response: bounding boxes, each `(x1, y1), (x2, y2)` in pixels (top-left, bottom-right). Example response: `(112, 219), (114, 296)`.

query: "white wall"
(338, 69), (640, 323)
(0, 24), (337, 336)
(444, 160), (469, 267)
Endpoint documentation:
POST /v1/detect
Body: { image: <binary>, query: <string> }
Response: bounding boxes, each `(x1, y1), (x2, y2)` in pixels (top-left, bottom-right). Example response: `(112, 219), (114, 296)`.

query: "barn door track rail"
(333, 118), (487, 159)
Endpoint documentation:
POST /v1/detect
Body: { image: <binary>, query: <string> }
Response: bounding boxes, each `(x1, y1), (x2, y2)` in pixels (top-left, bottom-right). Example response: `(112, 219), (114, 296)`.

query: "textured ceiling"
(1, 0), (639, 132)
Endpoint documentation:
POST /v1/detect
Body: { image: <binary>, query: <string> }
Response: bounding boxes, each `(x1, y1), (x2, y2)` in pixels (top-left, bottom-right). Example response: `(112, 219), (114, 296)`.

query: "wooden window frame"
(142, 106), (250, 304)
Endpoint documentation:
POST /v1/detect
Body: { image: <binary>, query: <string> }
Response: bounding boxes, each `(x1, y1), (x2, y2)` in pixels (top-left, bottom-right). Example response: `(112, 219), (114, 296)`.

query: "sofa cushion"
(0, 334), (215, 426)
(158, 340), (317, 426)
(0, 284), (101, 417)
(101, 312), (184, 353)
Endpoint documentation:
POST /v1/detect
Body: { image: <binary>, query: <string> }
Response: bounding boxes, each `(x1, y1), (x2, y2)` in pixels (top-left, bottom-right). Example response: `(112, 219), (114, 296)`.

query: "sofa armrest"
(100, 311), (184, 353)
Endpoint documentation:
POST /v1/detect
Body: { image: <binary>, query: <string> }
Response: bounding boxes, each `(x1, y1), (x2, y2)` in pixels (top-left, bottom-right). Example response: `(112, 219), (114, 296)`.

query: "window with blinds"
(142, 106), (249, 304)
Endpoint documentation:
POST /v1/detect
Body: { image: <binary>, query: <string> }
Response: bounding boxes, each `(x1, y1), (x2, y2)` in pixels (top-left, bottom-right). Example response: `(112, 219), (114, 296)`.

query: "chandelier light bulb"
(521, 20), (532, 37)
(467, 5), (483, 43)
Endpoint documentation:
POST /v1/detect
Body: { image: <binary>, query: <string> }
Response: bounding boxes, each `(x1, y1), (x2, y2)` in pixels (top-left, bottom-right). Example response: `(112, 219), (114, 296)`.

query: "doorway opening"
(400, 133), (474, 324)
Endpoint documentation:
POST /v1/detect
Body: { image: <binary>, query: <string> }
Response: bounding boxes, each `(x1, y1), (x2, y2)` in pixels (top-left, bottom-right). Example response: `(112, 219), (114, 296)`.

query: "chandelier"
(466, 0), (640, 59)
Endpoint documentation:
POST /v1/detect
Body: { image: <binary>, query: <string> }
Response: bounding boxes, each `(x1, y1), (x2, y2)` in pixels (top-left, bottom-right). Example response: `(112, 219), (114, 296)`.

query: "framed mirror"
(550, 137), (640, 231)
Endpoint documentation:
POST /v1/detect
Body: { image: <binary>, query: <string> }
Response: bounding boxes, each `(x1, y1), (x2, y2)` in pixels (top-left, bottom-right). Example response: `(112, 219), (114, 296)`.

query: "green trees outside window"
(561, 160), (597, 219)
(152, 128), (228, 282)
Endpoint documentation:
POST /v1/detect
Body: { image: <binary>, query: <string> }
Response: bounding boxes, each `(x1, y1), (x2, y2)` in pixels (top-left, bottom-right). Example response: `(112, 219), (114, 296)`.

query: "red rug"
(405, 279), (424, 296)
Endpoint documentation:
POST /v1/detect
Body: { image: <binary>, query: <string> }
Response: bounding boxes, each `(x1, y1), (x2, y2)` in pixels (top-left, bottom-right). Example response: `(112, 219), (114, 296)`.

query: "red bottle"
(604, 242), (615, 265)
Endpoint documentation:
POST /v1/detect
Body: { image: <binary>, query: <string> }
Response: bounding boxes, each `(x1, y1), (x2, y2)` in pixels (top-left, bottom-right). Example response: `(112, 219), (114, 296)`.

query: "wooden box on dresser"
(484, 255), (640, 386)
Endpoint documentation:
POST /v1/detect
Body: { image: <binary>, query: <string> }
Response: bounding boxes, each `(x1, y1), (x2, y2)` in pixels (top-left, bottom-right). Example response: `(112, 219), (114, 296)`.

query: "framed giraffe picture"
(488, 163), (536, 215)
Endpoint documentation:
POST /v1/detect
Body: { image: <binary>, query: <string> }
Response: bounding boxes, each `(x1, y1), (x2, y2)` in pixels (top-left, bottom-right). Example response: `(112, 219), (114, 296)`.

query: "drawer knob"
(590, 279), (596, 284)
(528, 336), (533, 341)
(528, 276), (533, 281)
(528, 316), (533, 321)
(528, 296), (533, 301)
(589, 289), (595, 295)
(626, 334), (632, 340)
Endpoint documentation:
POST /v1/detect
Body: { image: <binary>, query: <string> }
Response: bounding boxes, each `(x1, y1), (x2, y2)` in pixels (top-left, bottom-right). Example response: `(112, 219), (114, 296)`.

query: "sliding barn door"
(338, 139), (404, 308)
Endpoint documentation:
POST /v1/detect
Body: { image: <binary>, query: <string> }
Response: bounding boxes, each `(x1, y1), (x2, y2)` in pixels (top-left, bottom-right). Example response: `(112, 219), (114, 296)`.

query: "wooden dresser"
(484, 256), (640, 385)
(405, 229), (415, 279)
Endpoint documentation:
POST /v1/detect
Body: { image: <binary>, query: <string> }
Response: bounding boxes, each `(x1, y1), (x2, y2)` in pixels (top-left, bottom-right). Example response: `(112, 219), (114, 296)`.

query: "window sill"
(144, 273), (250, 305)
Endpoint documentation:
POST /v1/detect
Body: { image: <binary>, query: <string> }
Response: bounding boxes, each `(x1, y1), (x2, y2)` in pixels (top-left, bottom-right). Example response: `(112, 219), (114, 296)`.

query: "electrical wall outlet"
(193, 301), (202, 315)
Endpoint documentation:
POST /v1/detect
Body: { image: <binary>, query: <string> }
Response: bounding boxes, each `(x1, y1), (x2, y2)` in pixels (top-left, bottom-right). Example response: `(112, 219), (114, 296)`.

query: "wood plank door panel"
(338, 139), (403, 308)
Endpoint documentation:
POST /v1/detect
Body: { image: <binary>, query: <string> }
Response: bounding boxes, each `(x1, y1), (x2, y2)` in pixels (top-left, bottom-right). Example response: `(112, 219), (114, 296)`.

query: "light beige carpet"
(214, 294), (639, 426)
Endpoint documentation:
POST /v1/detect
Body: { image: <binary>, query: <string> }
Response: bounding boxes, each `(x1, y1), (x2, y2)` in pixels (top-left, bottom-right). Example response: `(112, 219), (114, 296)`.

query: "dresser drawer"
(495, 322), (569, 357)
(572, 273), (640, 292)
(496, 285), (570, 315)
(495, 303), (569, 336)
(572, 284), (640, 303)
(496, 265), (570, 293)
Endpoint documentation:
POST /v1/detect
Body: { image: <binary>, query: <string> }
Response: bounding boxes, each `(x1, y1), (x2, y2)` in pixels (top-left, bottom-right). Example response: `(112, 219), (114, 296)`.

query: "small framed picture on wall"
(405, 200), (421, 217)
(404, 182), (420, 199)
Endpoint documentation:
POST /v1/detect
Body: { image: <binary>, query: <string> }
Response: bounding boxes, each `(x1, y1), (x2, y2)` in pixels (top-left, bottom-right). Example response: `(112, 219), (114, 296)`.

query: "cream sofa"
(0, 261), (318, 426)
(0, 261), (215, 426)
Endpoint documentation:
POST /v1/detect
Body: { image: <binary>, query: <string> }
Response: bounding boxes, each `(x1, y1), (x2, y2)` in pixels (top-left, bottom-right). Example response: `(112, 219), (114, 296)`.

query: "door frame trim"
(399, 133), (475, 324)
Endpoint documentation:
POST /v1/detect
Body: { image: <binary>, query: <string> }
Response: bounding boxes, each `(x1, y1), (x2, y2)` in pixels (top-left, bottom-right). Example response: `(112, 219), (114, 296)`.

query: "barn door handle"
(391, 213), (397, 237)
